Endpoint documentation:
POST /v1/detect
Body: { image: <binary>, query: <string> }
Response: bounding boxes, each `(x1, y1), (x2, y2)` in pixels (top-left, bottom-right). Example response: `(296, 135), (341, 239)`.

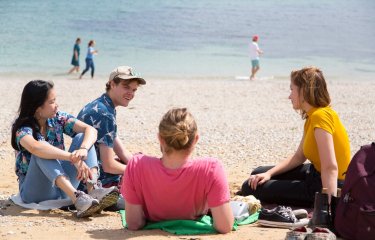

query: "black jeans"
(241, 164), (344, 207)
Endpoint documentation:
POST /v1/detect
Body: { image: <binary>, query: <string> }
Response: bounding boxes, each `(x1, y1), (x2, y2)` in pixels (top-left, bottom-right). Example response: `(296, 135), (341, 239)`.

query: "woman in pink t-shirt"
(121, 108), (234, 233)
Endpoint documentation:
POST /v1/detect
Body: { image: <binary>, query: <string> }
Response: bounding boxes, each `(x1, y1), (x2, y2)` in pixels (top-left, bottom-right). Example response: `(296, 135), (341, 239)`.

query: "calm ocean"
(0, 0), (374, 80)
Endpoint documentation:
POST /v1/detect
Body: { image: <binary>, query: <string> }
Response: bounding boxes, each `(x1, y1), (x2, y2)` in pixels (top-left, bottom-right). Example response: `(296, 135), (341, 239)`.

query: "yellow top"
(303, 107), (351, 180)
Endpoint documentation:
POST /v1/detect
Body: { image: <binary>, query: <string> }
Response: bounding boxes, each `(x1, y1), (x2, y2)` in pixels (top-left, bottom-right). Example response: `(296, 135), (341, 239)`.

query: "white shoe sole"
(258, 218), (309, 229)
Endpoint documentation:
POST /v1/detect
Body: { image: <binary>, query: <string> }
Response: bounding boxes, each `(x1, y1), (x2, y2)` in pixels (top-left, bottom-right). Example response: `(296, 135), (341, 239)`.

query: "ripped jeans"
(19, 133), (98, 203)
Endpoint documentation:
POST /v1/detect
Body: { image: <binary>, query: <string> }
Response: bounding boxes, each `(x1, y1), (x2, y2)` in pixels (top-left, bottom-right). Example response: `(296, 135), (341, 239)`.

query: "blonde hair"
(291, 66), (331, 119)
(159, 108), (197, 153)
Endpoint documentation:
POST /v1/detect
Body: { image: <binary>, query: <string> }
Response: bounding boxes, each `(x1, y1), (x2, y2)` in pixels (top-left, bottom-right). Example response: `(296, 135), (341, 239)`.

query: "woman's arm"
(20, 135), (73, 161)
(74, 50), (78, 60)
(210, 202), (234, 234)
(249, 136), (306, 190)
(72, 120), (97, 149)
(125, 201), (146, 230)
(314, 128), (338, 197)
(70, 120), (97, 160)
(90, 48), (98, 55)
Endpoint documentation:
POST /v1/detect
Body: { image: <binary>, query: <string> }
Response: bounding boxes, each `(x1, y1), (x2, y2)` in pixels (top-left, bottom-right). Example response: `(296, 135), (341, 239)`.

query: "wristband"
(79, 146), (88, 151)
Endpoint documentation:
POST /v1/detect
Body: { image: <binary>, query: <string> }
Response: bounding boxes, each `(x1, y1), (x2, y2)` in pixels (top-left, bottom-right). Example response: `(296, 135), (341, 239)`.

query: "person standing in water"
(249, 35), (263, 80)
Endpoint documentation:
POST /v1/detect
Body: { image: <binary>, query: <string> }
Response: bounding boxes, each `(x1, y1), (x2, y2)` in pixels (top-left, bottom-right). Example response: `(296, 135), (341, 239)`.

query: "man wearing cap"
(77, 66), (146, 189)
(249, 35), (263, 80)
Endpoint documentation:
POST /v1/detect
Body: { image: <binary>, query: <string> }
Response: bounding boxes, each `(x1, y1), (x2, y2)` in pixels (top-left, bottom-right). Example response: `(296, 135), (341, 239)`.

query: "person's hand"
(248, 172), (271, 190)
(71, 148), (88, 161)
(69, 152), (82, 164)
(74, 160), (93, 183)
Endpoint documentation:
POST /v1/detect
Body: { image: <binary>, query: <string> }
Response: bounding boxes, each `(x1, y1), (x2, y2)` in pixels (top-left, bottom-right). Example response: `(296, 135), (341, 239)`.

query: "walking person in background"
(68, 38), (81, 74)
(79, 40), (98, 79)
(249, 35), (263, 80)
(121, 108), (234, 233)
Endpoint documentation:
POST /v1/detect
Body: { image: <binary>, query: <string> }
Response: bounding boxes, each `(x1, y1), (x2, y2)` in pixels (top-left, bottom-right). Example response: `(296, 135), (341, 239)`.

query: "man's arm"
(99, 143), (126, 174)
(113, 136), (133, 164)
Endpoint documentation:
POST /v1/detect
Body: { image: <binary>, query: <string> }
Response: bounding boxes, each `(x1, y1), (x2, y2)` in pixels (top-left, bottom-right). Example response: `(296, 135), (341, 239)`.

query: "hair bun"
(158, 108), (198, 152)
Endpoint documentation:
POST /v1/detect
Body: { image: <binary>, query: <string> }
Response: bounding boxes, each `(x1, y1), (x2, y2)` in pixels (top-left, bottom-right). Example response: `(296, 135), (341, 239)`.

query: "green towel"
(119, 210), (259, 235)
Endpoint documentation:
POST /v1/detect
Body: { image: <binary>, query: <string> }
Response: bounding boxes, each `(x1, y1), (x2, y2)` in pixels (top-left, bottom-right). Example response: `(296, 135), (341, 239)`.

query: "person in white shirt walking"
(249, 35), (263, 80)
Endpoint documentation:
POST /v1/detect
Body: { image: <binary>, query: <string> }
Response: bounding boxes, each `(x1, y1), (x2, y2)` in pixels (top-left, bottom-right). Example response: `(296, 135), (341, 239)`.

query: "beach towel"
(10, 193), (72, 210)
(119, 210), (259, 235)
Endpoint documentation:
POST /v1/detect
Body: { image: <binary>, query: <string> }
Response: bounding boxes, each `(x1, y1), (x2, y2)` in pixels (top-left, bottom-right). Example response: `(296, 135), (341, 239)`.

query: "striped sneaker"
(258, 206), (309, 228)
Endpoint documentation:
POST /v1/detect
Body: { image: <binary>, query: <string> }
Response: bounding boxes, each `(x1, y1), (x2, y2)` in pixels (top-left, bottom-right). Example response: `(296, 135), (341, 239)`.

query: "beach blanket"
(10, 193), (72, 210)
(120, 210), (259, 235)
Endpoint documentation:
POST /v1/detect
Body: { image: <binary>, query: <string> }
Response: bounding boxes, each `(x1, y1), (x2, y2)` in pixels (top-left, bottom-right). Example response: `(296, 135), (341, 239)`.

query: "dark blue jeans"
(81, 58), (95, 78)
(240, 163), (344, 207)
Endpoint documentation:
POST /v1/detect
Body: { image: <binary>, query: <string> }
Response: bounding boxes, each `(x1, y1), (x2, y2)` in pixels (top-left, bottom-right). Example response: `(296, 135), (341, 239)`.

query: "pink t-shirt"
(121, 154), (230, 222)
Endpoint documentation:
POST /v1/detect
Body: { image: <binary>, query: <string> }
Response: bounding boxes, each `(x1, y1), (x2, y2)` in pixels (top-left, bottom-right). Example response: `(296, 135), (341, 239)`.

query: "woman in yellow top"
(240, 66), (351, 207)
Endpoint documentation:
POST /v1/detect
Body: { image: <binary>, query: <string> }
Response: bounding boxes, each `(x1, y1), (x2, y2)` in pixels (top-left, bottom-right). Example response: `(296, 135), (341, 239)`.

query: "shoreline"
(1, 65), (375, 83)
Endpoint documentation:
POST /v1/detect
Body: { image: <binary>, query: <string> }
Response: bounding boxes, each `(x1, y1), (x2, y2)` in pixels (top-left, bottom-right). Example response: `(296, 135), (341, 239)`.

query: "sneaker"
(103, 194), (125, 212)
(74, 191), (100, 218)
(88, 184), (119, 213)
(293, 209), (308, 220)
(258, 206), (309, 228)
(285, 226), (311, 240)
(306, 227), (336, 240)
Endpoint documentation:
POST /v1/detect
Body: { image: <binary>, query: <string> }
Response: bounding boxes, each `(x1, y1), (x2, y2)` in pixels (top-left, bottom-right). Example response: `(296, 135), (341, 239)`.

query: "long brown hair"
(291, 66), (331, 119)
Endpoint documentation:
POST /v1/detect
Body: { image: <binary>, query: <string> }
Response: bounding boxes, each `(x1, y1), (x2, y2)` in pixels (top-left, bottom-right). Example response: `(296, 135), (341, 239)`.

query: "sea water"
(0, 0), (374, 80)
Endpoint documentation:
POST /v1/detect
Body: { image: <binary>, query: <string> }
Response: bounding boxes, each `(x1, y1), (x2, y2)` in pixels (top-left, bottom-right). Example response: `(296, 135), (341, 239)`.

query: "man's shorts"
(251, 59), (260, 68)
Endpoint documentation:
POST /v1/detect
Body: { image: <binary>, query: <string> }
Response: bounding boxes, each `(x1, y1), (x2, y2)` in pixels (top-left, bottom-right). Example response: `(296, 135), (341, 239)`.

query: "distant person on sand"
(78, 66), (146, 192)
(79, 40), (98, 79)
(249, 35), (263, 80)
(68, 38), (81, 74)
(239, 66), (351, 207)
(11, 80), (119, 218)
(121, 108), (234, 233)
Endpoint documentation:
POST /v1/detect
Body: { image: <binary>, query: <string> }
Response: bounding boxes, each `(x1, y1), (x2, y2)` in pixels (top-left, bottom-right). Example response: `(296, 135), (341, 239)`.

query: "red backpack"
(334, 143), (375, 240)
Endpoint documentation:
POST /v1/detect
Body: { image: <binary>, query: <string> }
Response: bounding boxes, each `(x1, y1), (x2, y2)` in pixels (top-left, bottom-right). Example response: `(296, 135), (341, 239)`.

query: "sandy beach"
(0, 74), (374, 240)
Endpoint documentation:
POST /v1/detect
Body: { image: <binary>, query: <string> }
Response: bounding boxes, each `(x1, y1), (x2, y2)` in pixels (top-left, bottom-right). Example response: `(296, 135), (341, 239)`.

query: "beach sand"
(0, 75), (374, 239)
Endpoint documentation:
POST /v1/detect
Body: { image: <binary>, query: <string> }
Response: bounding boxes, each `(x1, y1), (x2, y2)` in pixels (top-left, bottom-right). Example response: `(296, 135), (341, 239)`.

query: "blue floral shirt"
(15, 111), (77, 179)
(77, 93), (120, 186)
